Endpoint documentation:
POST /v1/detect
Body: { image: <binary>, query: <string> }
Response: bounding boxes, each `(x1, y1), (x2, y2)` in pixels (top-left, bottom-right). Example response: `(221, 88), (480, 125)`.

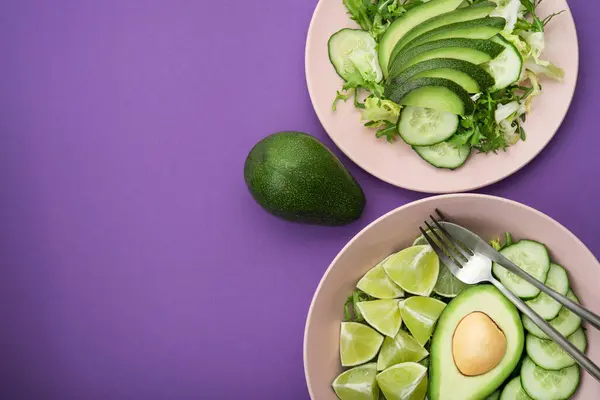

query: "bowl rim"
(302, 193), (598, 399)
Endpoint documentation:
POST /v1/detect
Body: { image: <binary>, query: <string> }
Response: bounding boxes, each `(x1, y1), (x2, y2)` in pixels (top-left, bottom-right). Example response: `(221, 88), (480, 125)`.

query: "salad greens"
(343, 289), (372, 321)
(333, 0), (565, 154)
(342, 0), (420, 38)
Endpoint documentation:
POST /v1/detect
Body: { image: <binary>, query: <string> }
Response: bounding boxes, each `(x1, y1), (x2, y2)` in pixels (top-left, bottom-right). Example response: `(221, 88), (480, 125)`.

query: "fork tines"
(419, 212), (472, 275)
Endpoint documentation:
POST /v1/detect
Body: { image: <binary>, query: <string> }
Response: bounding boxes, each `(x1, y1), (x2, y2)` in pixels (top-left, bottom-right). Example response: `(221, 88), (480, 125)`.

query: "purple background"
(0, 1), (597, 399)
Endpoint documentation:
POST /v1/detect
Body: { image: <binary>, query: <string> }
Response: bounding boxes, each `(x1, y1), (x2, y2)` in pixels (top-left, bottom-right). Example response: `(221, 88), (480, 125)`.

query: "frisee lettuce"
(449, 86), (532, 153)
(342, 0), (409, 39)
(362, 96), (401, 123)
(362, 96), (402, 142)
(342, 0), (374, 31)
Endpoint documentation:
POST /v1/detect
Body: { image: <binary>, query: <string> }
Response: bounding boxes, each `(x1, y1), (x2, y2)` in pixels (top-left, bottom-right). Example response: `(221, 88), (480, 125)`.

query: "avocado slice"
(403, 17), (506, 50)
(390, 58), (495, 93)
(379, 0), (465, 75)
(390, 2), (496, 63)
(429, 285), (524, 400)
(385, 77), (474, 115)
(388, 38), (504, 78)
(244, 132), (365, 226)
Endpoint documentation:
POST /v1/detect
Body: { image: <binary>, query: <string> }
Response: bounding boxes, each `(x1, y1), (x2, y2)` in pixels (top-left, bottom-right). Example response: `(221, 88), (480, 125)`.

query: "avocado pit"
(452, 312), (507, 376)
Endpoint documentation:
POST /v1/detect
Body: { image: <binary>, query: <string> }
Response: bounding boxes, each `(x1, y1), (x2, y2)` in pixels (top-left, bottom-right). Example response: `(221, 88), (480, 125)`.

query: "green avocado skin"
(244, 132), (366, 226)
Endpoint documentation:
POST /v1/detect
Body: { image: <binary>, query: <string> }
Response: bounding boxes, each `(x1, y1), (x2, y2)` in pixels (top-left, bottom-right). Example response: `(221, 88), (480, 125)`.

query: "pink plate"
(303, 194), (599, 399)
(305, 0), (578, 193)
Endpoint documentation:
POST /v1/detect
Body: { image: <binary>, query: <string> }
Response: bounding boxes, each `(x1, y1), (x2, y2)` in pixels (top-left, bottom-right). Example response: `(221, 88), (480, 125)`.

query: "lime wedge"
(383, 246), (439, 296)
(399, 296), (446, 347)
(357, 300), (403, 338)
(433, 263), (470, 298)
(377, 330), (428, 370)
(357, 258), (404, 299)
(412, 231), (469, 297)
(376, 362), (428, 400)
(340, 322), (384, 367)
(412, 229), (441, 246)
(332, 362), (379, 400)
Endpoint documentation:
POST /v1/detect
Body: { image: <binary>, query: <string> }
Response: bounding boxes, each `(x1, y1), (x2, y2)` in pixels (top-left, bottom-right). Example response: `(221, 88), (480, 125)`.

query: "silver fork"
(420, 211), (600, 381)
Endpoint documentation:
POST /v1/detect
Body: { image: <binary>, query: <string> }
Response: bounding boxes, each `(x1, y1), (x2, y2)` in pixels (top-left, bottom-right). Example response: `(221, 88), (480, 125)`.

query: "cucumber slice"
(379, 0), (465, 75)
(328, 29), (382, 83)
(525, 264), (569, 320)
(499, 376), (531, 400)
(398, 106), (459, 146)
(413, 141), (471, 169)
(486, 390), (501, 400)
(520, 356), (580, 400)
(389, 38), (504, 77)
(483, 35), (523, 91)
(525, 328), (587, 370)
(522, 290), (581, 339)
(403, 17), (506, 50)
(385, 77), (474, 115)
(390, 58), (494, 93)
(492, 240), (550, 299)
(390, 2), (496, 61)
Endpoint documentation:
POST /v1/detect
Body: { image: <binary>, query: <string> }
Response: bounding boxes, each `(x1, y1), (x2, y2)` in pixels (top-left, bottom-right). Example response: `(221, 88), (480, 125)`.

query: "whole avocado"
(244, 131), (365, 226)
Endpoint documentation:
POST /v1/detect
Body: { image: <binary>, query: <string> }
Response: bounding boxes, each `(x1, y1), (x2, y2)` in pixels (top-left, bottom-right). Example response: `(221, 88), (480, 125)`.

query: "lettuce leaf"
(371, 0), (408, 39)
(361, 96), (401, 123)
(361, 96), (401, 142)
(342, 0), (408, 39)
(519, 31), (564, 81)
(342, 0), (374, 31)
(491, 0), (525, 32)
(501, 30), (564, 82)
(495, 100), (526, 145)
(523, 70), (541, 113)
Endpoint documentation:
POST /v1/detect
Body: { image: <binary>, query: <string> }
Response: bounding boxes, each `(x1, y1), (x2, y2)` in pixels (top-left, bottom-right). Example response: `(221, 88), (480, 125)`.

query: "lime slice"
(412, 228), (441, 246)
(376, 362), (428, 400)
(412, 231), (469, 297)
(332, 362), (379, 400)
(377, 330), (428, 370)
(340, 322), (384, 367)
(399, 296), (446, 347)
(383, 245), (439, 296)
(357, 258), (404, 299)
(433, 263), (470, 298)
(357, 300), (403, 338)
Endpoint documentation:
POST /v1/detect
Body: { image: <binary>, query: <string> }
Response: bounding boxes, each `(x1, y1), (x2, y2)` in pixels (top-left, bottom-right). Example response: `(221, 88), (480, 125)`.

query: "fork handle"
(490, 277), (600, 382)
(494, 254), (600, 331)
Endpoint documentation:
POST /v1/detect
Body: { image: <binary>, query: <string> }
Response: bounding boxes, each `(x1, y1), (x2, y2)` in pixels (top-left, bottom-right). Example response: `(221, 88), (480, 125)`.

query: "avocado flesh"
(429, 285), (524, 400)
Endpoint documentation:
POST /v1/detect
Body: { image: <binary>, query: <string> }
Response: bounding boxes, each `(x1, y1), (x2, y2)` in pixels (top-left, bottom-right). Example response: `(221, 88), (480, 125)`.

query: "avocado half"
(429, 285), (524, 400)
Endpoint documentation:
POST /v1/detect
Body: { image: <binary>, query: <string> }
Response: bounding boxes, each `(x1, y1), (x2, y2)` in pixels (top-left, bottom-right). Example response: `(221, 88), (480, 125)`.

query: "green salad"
(328, 0), (565, 169)
(332, 230), (586, 400)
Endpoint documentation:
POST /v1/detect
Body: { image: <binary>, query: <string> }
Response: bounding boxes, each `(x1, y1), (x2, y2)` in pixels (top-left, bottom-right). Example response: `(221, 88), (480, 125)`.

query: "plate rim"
(302, 193), (598, 399)
(304, 0), (580, 193)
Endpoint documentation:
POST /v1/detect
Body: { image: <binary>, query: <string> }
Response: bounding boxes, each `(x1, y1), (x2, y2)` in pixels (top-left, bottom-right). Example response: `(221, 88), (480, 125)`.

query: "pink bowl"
(305, 0), (578, 193)
(304, 194), (599, 399)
